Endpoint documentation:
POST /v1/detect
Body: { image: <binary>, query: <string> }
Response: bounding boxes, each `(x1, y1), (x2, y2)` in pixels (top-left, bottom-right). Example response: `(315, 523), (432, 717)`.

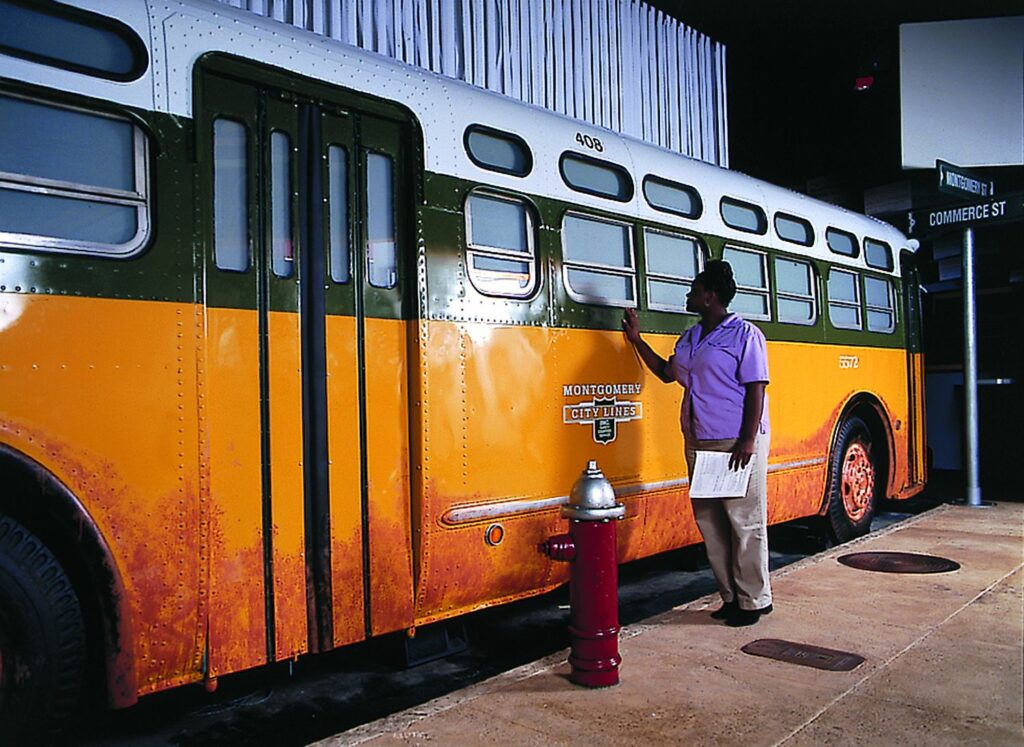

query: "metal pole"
(962, 227), (983, 506)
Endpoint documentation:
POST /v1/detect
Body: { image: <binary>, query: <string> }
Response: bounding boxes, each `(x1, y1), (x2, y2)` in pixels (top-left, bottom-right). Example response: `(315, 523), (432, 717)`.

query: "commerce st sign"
(907, 191), (1023, 238)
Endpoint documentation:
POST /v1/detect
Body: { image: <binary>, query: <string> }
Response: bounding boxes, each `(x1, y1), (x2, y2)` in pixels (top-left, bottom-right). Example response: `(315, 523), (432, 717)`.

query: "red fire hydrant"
(540, 460), (626, 687)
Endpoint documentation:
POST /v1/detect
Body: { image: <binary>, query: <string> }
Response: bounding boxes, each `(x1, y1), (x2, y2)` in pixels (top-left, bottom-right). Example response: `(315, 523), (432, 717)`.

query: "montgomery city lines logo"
(562, 382), (643, 444)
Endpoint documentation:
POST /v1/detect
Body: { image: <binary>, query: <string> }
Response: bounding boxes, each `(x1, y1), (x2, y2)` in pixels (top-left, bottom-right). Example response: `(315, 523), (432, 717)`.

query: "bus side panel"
(364, 317), (415, 635)
(325, 314), (367, 646)
(204, 307), (268, 676)
(0, 294), (204, 693)
(414, 323), (691, 622)
(266, 311), (309, 660)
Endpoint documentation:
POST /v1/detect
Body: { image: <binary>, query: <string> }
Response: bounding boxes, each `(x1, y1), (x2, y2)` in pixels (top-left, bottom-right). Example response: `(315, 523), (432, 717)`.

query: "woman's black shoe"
(725, 604), (773, 627)
(710, 600), (738, 620)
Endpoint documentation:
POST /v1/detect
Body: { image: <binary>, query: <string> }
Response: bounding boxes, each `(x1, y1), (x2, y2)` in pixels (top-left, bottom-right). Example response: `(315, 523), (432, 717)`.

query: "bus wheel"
(0, 516), (85, 742)
(825, 416), (881, 543)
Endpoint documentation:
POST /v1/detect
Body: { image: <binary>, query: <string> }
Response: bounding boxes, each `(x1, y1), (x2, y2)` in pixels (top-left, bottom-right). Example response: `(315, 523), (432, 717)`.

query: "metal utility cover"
(837, 551), (961, 574)
(741, 639), (865, 672)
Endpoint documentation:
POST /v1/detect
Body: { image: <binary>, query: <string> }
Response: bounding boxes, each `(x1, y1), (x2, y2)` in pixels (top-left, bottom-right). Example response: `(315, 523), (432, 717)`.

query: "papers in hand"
(689, 450), (754, 499)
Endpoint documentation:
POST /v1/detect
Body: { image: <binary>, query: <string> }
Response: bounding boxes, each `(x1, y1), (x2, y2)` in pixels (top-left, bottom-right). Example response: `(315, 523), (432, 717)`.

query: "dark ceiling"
(655, 1), (1024, 207)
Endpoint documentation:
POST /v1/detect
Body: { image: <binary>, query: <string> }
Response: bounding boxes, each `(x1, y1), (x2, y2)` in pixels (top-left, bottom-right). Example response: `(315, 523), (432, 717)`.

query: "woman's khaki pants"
(685, 433), (772, 611)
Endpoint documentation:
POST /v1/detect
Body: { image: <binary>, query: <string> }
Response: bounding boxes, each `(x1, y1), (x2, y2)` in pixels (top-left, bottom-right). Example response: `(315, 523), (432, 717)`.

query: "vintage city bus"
(0, 0), (925, 735)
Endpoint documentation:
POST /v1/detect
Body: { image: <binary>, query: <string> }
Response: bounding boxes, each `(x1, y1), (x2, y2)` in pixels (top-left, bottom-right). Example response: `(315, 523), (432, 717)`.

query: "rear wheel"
(0, 516), (85, 742)
(825, 416), (882, 543)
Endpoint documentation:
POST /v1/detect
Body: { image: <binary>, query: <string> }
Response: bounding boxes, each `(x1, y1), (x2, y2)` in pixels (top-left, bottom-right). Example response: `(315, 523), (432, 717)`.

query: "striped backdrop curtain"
(216, 0), (728, 166)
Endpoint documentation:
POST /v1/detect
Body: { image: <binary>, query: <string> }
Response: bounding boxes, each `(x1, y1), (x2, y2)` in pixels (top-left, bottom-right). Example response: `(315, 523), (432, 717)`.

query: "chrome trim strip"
(768, 457), (826, 472)
(443, 458), (826, 525)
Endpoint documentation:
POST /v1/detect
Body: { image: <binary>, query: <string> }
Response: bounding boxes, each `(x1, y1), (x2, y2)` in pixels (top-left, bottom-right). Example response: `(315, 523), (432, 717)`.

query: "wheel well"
(0, 444), (137, 709)
(823, 394), (895, 509)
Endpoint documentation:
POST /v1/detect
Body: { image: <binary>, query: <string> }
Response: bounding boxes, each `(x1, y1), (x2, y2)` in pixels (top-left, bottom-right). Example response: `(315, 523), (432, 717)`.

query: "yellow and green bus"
(0, 0), (924, 735)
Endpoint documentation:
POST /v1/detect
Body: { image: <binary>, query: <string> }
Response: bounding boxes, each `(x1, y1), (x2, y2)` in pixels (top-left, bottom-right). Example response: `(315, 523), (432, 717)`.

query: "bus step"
(402, 620), (469, 668)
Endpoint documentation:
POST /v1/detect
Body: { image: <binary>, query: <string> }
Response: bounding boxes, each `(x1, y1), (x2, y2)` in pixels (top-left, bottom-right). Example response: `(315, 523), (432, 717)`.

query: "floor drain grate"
(837, 551), (960, 574)
(741, 639), (865, 671)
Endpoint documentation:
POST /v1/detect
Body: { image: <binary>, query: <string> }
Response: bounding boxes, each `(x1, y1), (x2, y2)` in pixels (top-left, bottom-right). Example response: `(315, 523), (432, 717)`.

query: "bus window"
(213, 117), (249, 271)
(826, 227), (859, 258)
(828, 268), (862, 329)
(774, 256), (816, 325)
(643, 228), (702, 312)
(465, 192), (536, 297)
(774, 213), (814, 246)
(720, 198), (767, 235)
(270, 131), (293, 278)
(559, 153), (633, 202)
(0, 93), (150, 257)
(327, 144), (350, 283)
(722, 246), (770, 319)
(0, 0), (147, 81)
(366, 152), (397, 288)
(643, 176), (702, 219)
(864, 238), (894, 271)
(865, 276), (895, 333)
(465, 126), (532, 176)
(561, 212), (635, 306)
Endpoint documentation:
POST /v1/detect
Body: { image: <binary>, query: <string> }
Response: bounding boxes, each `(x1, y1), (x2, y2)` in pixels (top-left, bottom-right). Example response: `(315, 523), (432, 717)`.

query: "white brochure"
(689, 450), (754, 499)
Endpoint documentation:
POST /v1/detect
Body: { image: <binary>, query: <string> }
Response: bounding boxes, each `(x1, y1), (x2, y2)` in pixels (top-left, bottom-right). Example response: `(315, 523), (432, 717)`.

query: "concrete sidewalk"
(318, 502), (1024, 746)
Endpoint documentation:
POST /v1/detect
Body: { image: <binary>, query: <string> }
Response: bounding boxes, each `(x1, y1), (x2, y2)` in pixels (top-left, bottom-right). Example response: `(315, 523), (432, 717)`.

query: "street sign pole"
(961, 227), (983, 507)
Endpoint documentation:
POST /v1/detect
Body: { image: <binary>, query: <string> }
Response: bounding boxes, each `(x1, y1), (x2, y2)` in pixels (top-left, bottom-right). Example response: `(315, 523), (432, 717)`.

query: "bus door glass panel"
(900, 252), (926, 486)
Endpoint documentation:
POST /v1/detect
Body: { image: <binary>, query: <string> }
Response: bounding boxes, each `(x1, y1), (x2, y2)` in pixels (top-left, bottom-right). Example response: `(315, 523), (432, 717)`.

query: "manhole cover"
(837, 551), (960, 574)
(741, 639), (865, 671)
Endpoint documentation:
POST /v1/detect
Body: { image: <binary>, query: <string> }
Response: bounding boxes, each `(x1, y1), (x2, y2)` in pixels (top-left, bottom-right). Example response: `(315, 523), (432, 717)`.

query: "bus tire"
(825, 416), (881, 544)
(0, 515), (85, 742)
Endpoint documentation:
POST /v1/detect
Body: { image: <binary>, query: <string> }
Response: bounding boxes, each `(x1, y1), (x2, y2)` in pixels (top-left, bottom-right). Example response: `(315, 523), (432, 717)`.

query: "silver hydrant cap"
(563, 460), (626, 521)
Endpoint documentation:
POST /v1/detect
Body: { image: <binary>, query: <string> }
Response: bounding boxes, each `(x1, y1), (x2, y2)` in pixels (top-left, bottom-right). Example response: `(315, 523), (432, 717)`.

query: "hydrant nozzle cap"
(563, 459), (625, 521)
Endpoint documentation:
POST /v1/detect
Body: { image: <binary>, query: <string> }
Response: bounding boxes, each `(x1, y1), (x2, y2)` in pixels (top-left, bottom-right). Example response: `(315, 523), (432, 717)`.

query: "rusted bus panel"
(204, 307), (267, 678)
(410, 321), (919, 624)
(363, 317), (415, 636)
(767, 467), (829, 524)
(265, 311), (309, 660)
(418, 323), (684, 519)
(324, 314), (366, 647)
(0, 294), (204, 695)
(633, 489), (704, 557)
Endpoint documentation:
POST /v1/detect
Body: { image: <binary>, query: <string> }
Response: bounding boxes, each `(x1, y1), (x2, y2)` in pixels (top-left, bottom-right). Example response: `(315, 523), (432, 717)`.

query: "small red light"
(854, 75), (874, 92)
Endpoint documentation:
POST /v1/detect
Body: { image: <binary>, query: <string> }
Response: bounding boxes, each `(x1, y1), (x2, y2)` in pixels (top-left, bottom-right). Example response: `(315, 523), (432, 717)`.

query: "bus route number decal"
(839, 355), (859, 369)
(575, 132), (604, 152)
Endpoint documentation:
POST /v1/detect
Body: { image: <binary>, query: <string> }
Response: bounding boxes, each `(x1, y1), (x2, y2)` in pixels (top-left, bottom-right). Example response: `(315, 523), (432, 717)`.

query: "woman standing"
(622, 260), (772, 626)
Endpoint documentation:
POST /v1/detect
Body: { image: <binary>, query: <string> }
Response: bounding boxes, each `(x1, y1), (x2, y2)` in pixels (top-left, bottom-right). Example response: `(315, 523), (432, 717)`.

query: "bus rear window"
(560, 153), (633, 202)
(465, 126), (532, 177)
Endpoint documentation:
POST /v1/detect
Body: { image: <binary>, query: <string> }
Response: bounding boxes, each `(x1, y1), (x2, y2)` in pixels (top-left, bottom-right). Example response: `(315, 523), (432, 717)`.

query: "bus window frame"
(0, 92), (151, 258)
(827, 266), (863, 330)
(463, 188), (539, 299)
(722, 244), (771, 321)
(642, 226), (704, 314)
(772, 254), (818, 326)
(864, 237), (894, 271)
(864, 273), (897, 334)
(560, 210), (637, 309)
